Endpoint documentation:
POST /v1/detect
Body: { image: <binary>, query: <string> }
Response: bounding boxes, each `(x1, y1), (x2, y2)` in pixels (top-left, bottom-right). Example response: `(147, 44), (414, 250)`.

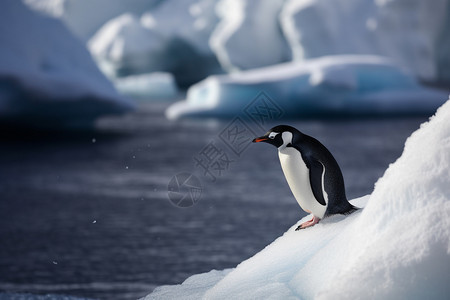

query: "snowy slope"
(0, 0), (133, 128)
(147, 96), (450, 299)
(166, 55), (448, 119)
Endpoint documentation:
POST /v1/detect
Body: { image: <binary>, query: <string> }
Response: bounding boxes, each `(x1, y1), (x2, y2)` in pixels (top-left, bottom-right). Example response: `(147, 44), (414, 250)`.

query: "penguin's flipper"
(308, 159), (326, 206)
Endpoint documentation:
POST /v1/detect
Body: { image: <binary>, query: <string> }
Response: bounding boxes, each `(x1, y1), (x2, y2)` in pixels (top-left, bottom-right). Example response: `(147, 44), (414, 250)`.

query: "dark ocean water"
(0, 101), (428, 299)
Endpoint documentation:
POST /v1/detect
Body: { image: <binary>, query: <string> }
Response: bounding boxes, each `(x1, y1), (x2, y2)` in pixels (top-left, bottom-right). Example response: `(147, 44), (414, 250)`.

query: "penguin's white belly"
(278, 147), (327, 219)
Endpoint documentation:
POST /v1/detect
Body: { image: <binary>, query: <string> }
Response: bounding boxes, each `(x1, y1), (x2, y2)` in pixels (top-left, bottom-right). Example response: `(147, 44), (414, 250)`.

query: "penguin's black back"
(290, 129), (358, 217)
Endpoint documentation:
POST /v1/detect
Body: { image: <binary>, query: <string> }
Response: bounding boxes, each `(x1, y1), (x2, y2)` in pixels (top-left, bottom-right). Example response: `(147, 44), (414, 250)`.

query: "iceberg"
(209, 0), (290, 72)
(166, 55), (448, 120)
(0, 0), (133, 128)
(209, 0), (449, 82)
(280, 0), (449, 82)
(88, 13), (166, 77)
(87, 0), (222, 87)
(26, 0), (450, 84)
(23, 0), (161, 41)
(146, 0), (218, 56)
(146, 96), (450, 299)
(113, 73), (178, 100)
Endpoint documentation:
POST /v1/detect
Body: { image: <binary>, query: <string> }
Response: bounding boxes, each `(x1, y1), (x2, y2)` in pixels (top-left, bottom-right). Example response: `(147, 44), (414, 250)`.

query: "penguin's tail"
(343, 204), (360, 215)
(324, 201), (360, 218)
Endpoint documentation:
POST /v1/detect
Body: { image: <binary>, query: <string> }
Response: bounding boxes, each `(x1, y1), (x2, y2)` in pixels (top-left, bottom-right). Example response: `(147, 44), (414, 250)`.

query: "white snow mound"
(147, 96), (450, 299)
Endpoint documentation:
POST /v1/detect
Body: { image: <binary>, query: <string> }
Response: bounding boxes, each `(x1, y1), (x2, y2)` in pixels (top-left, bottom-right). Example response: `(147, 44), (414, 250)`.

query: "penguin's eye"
(268, 132), (278, 139)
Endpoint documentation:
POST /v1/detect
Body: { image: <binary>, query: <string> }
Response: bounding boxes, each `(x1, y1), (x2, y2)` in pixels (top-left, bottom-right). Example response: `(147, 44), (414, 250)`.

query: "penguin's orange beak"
(252, 137), (268, 143)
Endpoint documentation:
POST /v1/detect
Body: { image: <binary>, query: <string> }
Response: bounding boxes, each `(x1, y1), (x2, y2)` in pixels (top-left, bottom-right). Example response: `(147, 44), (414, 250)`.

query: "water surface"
(0, 101), (428, 299)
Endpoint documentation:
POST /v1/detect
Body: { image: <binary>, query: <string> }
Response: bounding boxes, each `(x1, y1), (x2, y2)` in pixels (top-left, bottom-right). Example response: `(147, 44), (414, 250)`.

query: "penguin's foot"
(295, 215), (320, 230)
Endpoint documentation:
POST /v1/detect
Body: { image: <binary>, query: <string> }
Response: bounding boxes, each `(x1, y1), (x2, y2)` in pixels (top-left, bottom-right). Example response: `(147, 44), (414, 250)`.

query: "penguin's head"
(252, 125), (299, 149)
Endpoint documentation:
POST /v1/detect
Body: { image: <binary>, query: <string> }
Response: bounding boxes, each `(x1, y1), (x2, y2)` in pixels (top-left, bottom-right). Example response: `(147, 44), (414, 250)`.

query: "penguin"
(252, 125), (358, 230)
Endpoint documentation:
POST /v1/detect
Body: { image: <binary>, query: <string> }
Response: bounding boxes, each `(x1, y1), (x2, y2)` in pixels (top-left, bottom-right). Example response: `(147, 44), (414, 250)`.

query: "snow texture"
(0, 0), (133, 128)
(146, 96), (450, 299)
(166, 55), (448, 120)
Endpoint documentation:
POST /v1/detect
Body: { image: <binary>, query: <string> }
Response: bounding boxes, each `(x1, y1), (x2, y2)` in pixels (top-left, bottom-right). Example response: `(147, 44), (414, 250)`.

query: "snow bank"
(0, 0), (133, 128)
(209, 0), (290, 72)
(146, 96), (450, 299)
(87, 0), (221, 87)
(166, 55), (447, 119)
(113, 73), (178, 100)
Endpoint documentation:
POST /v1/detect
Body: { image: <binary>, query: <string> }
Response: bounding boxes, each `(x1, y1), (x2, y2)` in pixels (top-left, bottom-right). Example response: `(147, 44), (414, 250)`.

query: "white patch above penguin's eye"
(268, 132), (279, 139)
